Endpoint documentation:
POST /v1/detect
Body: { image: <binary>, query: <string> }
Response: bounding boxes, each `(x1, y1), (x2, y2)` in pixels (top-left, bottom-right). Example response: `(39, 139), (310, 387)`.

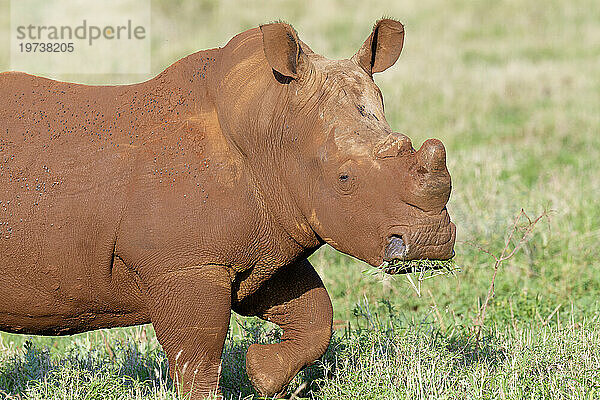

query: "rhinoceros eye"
(336, 161), (358, 195)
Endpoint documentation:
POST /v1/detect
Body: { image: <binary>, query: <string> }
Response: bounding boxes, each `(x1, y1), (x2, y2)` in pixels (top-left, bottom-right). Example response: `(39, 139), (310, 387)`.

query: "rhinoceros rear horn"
(260, 22), (303, 80)
(374, 133), (414, 159)
(352, 19), (405, 75)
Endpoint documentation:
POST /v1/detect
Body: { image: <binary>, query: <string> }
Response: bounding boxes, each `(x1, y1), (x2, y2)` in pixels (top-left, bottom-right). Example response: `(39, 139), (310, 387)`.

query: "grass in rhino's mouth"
(379, 258), (457, 275)
(374, 258), (459, 296)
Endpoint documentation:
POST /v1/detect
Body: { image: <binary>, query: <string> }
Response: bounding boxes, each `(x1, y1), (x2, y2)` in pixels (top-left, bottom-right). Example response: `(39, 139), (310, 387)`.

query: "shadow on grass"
(443, 329), (507, 369)
(0, 338), (173, 398)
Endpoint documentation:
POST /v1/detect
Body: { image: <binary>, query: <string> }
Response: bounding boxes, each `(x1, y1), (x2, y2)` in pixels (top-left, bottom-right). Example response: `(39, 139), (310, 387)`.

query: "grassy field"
(1, 0), (600, 398)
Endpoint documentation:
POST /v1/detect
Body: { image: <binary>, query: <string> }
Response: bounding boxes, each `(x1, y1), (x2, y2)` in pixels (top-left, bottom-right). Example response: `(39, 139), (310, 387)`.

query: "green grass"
(1, 0), (600, 398)
(380, 258), (457, 275)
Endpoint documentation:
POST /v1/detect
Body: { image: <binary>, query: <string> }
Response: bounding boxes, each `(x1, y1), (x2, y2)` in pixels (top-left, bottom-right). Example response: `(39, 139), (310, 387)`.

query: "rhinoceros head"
(213, 19), (455, 269)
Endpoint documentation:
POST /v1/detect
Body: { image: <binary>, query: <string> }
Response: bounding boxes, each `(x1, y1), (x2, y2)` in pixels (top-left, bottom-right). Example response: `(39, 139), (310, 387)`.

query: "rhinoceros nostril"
(384, 235), (408, 262)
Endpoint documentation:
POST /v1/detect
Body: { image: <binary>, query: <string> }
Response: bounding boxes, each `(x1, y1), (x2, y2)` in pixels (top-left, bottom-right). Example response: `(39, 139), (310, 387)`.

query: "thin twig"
(471, 209), (548, 349)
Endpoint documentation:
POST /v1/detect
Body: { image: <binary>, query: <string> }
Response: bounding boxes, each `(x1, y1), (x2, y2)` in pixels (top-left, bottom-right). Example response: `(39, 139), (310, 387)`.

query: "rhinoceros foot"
(246, 343), (291, 397)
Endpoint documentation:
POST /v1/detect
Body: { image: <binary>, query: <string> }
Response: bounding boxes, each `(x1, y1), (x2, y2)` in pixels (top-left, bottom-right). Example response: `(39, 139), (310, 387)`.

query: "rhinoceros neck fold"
(193, 28), (324, 255)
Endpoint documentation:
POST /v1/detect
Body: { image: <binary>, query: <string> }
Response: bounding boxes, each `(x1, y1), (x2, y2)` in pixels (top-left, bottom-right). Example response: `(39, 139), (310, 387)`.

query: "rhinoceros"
(0, 19), (455, 397)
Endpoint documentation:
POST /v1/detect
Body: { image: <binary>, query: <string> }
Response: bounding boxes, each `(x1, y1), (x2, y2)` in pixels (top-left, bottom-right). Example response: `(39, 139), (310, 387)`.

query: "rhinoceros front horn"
(417, 139), (447, 173)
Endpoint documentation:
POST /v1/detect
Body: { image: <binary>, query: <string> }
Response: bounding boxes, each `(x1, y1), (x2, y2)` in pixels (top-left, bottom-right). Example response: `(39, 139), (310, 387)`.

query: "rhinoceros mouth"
(380, 233), (455, 274)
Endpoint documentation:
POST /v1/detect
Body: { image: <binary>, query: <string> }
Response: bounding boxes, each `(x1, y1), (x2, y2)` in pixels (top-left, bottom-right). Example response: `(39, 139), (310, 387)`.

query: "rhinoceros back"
(0, 72), (145, 334)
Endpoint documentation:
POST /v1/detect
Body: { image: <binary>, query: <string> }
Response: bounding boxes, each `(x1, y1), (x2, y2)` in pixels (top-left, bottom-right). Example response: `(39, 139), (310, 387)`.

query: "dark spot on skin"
(356, 104), (367, 117)
(355, 104), (378, 121)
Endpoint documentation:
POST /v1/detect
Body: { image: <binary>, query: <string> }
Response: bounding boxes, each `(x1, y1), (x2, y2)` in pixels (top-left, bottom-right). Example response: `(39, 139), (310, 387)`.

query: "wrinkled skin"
(0, 20), (455, 398)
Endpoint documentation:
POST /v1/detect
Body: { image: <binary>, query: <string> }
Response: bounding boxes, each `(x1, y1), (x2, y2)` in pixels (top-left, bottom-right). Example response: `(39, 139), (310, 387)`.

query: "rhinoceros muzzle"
(383, 209), (456, 265)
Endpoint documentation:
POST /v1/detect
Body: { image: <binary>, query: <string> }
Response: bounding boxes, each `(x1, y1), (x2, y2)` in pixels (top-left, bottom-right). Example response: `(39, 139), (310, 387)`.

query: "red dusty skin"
(0, 19), (455, 398)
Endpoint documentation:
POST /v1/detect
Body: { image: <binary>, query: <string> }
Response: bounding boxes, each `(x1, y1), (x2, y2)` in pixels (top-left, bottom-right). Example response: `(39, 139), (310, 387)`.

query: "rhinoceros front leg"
(148, 265), (231, 399)
(234, 259), (333, 396)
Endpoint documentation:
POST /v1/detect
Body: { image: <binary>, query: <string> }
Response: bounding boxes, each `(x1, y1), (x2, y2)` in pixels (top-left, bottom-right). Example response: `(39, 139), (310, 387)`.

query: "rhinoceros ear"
(352, 19), (405, 75)
(260, 22), (303, 80)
